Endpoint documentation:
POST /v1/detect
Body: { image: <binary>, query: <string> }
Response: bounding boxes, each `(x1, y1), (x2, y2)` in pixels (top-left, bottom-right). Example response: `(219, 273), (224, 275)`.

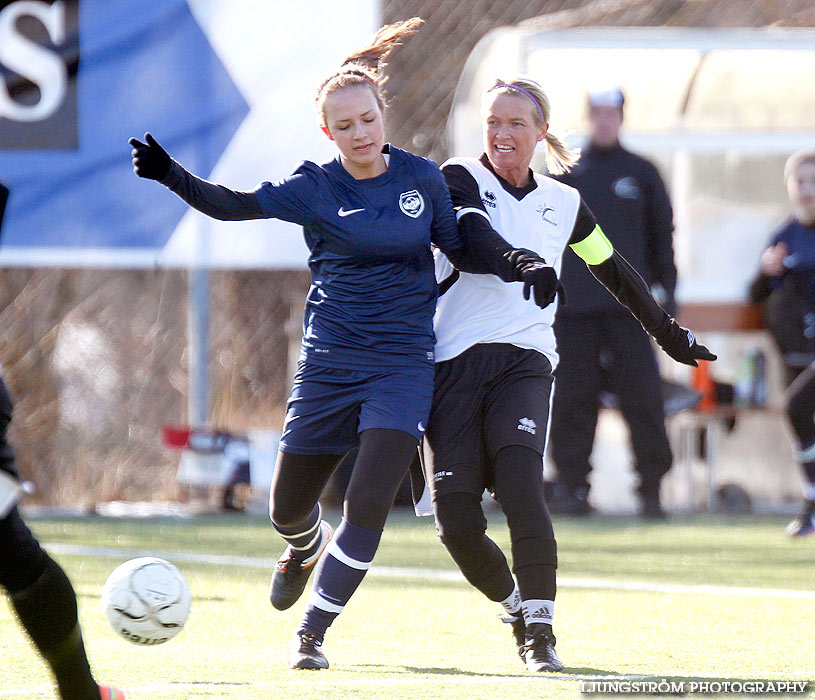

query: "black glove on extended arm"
(127, 133), (263, 220)
(129, 133), (171, 180)
(652, 317), (716, 367)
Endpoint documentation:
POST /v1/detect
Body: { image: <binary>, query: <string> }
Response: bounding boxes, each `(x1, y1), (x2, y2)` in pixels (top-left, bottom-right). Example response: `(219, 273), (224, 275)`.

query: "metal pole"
(187, 251), (209, 428)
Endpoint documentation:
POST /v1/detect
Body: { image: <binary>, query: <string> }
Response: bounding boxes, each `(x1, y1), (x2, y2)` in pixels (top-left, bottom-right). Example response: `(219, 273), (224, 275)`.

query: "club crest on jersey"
(612, 176), (641, 200)
(399, 190), (425, 218)
(536, 204), (557, 226)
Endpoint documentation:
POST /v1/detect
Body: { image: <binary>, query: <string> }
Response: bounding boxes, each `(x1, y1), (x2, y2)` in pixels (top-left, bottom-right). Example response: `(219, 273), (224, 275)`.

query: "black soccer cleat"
(499, 611), (527, 653)
(270, 522), (331, 611)
(785, 500), (815, 537)
(522, 623), (563, 672)
(288, 632), (329, 670)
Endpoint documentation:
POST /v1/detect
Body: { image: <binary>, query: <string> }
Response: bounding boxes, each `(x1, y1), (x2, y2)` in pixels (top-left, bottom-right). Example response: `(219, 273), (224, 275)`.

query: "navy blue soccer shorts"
(279, 360), (434, 455)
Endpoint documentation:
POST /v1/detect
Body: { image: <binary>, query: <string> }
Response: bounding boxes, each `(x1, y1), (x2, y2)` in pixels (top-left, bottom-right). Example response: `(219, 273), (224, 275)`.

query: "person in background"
(422, 77), (714, 673)
(130, 19), (555, 670)
(748, 152), (815, 389)
(749, 151), (815, 536)
(547, 86), (678, 519)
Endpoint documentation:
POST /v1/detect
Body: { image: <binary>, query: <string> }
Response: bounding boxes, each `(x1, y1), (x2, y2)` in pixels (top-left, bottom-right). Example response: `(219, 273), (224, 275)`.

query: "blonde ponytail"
(543, 131), (580, 175)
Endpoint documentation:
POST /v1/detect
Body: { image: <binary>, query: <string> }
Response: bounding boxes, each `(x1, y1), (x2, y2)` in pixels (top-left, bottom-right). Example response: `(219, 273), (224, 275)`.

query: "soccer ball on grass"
(101, 557), (191, 645)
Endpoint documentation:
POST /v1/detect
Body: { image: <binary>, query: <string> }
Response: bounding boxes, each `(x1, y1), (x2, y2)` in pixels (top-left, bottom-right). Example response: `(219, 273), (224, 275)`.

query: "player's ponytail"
(543, 130), (580, 176)
(340, 17), (423, 76)
(488, 78), (580, 175)
(316, 17), (424, 126)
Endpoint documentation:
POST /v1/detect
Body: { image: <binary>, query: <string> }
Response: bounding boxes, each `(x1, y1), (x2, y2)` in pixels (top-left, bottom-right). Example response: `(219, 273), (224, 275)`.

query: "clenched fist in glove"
(505, 248), (560, 309)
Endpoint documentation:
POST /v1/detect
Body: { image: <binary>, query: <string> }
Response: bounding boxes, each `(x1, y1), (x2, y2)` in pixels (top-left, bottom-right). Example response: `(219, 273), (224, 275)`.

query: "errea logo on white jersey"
(399, 190), (424, 218)
(517, 417), (536, 434)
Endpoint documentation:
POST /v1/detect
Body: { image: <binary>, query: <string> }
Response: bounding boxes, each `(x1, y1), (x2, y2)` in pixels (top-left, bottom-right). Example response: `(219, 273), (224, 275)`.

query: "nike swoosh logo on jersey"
(338, 207), (365, 217)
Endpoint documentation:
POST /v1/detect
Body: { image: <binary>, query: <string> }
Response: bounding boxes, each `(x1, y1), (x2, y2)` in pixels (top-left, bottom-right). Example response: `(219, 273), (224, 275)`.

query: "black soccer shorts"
(421, 343), (553, 499)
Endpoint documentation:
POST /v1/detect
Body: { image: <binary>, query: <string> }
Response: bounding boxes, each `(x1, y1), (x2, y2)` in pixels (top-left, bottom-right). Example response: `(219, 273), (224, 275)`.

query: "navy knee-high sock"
(298, 518), (381, 639)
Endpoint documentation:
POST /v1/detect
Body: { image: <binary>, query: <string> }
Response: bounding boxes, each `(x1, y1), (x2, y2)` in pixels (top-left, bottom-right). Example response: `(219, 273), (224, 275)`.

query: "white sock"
(522, 599), (554, 626)
(803, 482), (815, 501)
(498, 584), (522, 615)
(301, 521), (332, 568)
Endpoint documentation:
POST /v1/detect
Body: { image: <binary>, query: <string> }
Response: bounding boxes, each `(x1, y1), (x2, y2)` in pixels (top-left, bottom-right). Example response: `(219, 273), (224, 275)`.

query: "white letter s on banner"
(0, 1), (67, 122)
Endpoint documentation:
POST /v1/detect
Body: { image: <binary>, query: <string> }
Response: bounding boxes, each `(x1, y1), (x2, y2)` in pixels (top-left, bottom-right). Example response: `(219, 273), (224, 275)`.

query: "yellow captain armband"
(569, 225), (614, 265)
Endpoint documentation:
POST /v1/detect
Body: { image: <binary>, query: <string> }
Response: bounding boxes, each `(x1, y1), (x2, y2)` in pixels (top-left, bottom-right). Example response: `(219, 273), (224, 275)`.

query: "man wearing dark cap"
(548, 87), (677, 519)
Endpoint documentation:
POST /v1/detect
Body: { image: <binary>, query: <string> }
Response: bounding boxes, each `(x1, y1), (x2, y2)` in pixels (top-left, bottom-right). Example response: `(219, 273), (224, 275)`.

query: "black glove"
(129, 132), (171, 180)
(505, 248), (544, 278)
(520, 261), (559, 309)
(655, 319), (717, 367)
(505, 248), (560, 309)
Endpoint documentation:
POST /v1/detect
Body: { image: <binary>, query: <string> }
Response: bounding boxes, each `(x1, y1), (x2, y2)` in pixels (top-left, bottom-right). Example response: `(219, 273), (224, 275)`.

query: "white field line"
(43, 542), (815, 600)
(0, 672), (762, 697)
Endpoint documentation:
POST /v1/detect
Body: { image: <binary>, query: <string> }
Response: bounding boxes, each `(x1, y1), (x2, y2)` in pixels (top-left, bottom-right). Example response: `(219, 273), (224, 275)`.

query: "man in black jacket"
(548, 87), (677, 519)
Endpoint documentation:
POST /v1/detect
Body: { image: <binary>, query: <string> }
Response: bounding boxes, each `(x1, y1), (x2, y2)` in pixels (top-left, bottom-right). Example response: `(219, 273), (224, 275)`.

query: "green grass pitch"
(1, 510), (813, 700)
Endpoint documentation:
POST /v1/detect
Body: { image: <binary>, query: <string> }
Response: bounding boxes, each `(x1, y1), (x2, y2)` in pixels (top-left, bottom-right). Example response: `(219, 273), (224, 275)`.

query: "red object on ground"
(162, 426), (191, 449)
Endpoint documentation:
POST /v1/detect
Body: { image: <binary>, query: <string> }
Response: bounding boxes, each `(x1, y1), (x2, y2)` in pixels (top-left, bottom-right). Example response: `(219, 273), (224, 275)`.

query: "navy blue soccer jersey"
(765, 218), (815, 321)
(253, 145), (463, 368)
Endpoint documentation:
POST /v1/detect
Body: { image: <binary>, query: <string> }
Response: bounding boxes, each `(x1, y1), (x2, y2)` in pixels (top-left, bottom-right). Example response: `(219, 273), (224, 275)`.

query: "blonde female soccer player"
(423, 77), (714, 671)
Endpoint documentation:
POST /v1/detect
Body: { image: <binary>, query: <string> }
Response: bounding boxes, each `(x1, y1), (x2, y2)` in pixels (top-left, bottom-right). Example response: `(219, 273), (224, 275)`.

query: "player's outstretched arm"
(572, 224), (716, 367)
(128, 133), (264, 221)
(444, 233), (561, 309)
(437, 162), (560, 308)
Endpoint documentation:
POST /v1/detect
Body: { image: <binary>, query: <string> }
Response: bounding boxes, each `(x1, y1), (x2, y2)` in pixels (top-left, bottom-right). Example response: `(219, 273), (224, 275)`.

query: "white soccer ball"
(101, 557), (191, 646)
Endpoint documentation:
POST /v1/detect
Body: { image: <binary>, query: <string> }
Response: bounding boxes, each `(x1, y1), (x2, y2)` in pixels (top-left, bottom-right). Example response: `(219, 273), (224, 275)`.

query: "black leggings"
(785, 364), (815, 448)
(434, 445), (557, 603)
(1, 377), (17, 477)
(0, 506), (48, 594)
(269, 428), (419, 532)
(0, 379), (46, 592)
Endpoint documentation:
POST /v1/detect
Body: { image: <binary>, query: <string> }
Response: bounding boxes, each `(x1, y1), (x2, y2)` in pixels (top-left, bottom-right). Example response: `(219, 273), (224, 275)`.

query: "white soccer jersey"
(434, 156), (581, 368)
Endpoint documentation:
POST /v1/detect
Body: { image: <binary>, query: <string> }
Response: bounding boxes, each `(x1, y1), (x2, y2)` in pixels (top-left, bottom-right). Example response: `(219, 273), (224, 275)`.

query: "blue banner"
(0, 0), (248, 260)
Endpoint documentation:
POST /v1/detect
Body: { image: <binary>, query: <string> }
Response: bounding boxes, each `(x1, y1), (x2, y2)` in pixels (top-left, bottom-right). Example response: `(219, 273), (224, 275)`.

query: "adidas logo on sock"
(530, 606), (550, 620)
